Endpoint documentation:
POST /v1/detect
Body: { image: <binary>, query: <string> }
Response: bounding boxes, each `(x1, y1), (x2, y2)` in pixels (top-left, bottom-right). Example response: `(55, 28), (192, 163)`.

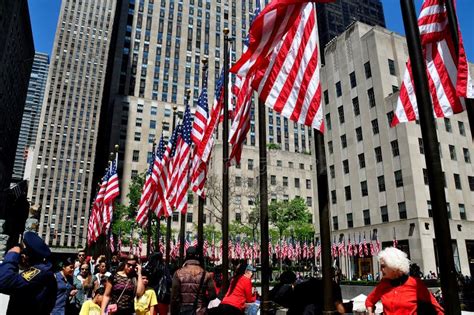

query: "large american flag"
(169, 104), (193, 214)
(87, 168), (108, 244)
(230, 0), (329, 131)
(191, 72), (209, 146)
(392, 0), (473, 126)
(103, 154), (120, 233)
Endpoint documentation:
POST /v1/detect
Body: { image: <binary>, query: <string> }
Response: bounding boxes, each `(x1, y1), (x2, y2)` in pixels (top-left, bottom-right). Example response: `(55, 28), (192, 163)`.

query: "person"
(110, 255), (120, 274)
(101, 254), (145, 315)
(146, 252), (171, 315)
(80, 287), (104, 315)
(72, 263), (95, 312)
(269, 270), (296, 308)
(74, 250), (87, 277)
(52, 256), (78, 315)
(94, 260), (111, 291)
(0, 231), (57, 315)
(170, 246), (216, 315)
(134, 270), (158, 315)
(366, 247), (444, 315)
(217, 263), (258, 315)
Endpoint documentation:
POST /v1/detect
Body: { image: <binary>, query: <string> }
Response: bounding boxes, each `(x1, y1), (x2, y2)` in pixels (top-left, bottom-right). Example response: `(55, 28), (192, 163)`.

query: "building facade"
(27, 0), (119, 249)
(320, 22), (474, 277)
(13, 52), (50, 182)
(0, 0), (34, 216)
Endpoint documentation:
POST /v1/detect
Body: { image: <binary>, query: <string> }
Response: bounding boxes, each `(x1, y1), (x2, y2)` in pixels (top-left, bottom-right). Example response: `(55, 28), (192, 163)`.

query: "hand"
(70, 289), (78, 296)
(136, 264), (142, 275)
(8, 246), (21, 254)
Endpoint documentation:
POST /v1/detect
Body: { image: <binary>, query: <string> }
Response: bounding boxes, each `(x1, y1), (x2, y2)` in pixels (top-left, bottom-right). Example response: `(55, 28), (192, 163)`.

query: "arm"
(335, 301), (345, 314)
(170, 273), (181, 315)
(365, 281), (386, 314)
(0, 249), (28, 293)
(100, 280), (113, 315)
(206, 274), (217, 301)
(244, 278), (257, 303)
(135, 265), (145, 297)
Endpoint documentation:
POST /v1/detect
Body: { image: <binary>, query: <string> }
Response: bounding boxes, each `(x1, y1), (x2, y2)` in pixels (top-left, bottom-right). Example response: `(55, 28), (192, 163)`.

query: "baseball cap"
(23, 231), (51, 259)
(246, 264), (257, 272)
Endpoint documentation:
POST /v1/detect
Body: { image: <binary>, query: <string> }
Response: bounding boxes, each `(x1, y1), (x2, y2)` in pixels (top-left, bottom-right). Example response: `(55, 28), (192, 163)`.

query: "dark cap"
(23, 231), (51, 259)
(246, 264), (257, 272)
(185, 246), (198, 260)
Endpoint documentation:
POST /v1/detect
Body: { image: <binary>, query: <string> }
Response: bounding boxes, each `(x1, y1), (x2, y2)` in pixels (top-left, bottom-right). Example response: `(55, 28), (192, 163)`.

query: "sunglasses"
(81, 268), (89, 271)
(126, 263), (137, 268)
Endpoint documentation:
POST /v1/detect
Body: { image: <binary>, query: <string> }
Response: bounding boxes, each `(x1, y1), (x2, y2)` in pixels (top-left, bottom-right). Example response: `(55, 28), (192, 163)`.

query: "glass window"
(324, 90), (329, 104)
(352, 97), (360, 116)
(235, 213), (241, 222)
(331, 190), (337, 204)
(330, 165), (335, 178)
(345, 186), (351, 200)
(336, 81), (342, 97)
(361, 181), (368, 196)
(283, 176), (288, 187)
(375, 147), (383, 162)
(398, 202), (407, 219)
(363, 209), (371, 225)
(338, 106), (345, 124)
(368, 88), (376, 107)
(306, 179), (311, 189)
(464, 148), (471, 163)
(186, 212), (193, 223)
(306, 197), (312, 207)
(364, 61), (372, 78)
(248, 159), (253, 170)
(372, 119), (379, 134)
(427, 200), (433, 217)
(132, 150), (139, 162)
(459, 204), (466, 220)
(350, 71), (357, 88)
(341, 135), (347, 148)
(356, 127), (363, 141)
(333, 216), (339, 230)
(391, 140), (399, 156)
(395, 170), (403, 187)
(419, 138), (425, 154)
(388, 59), (396, 75)
(458, 121), (466, 136)
(294, 178), (300, 188)
(378, 175), (385, 192)
(347, 213), (353, 228)
(381, 206), (389, 222)
(358, 153), (366, 168)
(449, 145), (457, 160)
(445, 118), (452, 132)
(454, 173), (462, 189)
(270, 175), (276, 185)
(343, 160), (349, 174)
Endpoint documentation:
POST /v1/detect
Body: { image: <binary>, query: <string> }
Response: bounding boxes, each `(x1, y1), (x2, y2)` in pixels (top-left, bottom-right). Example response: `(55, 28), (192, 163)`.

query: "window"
(333, 216), (339, 230)
(371, 119), (379, 134)
(352, 97), (360, 116)
(445, 118), (452, 132)
(391, 140), (399, 156)
(345, 186), (351, 200)
(283, 176), (288, 187)
(459, 204), (466, 220)
(277, 160), (282, 167)
(375, 146), (383, 162)
(458, 121), (466, 136)
(331, 190), (337, 204)
(173, 212), (179, 222)
(324, 90), (329, 104)
(235, 213), (241, 222)
(363, 209), (371, 225)
(427, 200), (433, 217)
(364, 61), (372, 78)
(247, 178), (254, 188)
(423, 168), (429, 185)
(186, 212), (193, 223)
(343, 160), (349, 174)
(336, 81), (342, 97)
(398, 202), (407, 219)
(381, 206), (389, 222)
(306, 179), (311, 189)
(387, 111), (394, 125)
(347, 213), (353, 228)
(294, 178), (300, 188)
(368, 88), (376, 107)
(361, 180), (368, 196)
(328, 141), (333, 154)
(356, 127), (363, 142)
(341, 135), (347, 148)
(392, 85), (399, 93)
(326, 113), (331, 130)
(449, 145), (457, 160)
(378, 175), (386, 192)
(248, 159), (253, 170)
(134, 132), (141, 141)
(469, 176), (474, 191)
(395, 170), (403, 187)
(330, 165), (335, 178)
(419, 138), (425, 154)
(338, 106), (345, 124)
(447, 203), (451, 219)
(288, 162), (294, 168)
(132, 150), (139, 162)
(388, 59), (396, 75)
(454, 173), (462, 189)
(235, 176), (242, 186)
(350, 71), (357, 88)
(299, 163), (305, 170)
(131, 170), (138, 179)
(306, 197), (312, 207)
(271, 175), (276, 185)
(358, 153), (366, 168)
(464, 148), (471, 163)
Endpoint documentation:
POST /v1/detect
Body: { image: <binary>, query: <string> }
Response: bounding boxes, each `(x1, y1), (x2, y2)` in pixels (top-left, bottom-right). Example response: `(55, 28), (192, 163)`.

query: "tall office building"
(316, 0), (385, 52)
(0, 0), (34, 215)
(320, 22), (474, 277)
(13, 52), (50, 182)
(27, 0), (119, 249)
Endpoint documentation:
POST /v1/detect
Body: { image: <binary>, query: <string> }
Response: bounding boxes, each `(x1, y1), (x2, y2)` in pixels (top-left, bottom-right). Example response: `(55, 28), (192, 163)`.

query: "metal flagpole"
(445, 0), (474, 141)
(179, 89), (191, 265)
(400, 1), (461, 314)
(166, 106), (179, 264)
(221, 28), (231, 291)
(147, 140), (156, 258)
(197, 58), (208, 260)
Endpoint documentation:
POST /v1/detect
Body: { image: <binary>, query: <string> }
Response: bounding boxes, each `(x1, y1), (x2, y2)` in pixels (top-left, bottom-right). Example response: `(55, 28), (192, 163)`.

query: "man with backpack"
(170, 246), (216, 315)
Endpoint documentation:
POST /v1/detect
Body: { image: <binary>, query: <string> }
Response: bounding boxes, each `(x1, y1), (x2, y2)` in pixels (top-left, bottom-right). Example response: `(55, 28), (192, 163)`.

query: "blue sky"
(29, 0), (473, 58)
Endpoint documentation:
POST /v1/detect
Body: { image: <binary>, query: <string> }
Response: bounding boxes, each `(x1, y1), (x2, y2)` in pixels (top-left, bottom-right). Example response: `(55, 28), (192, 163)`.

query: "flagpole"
(197, 58), (208, 261)
(166, 106), (178, 265)
(179, 90), (191, 265)
(106, 150), (116, 261)
(400, 1), (461, 314)
(147, 140), (156, 259)
(221, 28), (231, 291)
(445, 0), (474, 140)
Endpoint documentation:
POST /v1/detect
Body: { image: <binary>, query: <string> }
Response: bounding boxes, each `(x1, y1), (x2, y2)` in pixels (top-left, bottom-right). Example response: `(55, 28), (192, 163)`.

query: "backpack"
(156, 266), (172, 304)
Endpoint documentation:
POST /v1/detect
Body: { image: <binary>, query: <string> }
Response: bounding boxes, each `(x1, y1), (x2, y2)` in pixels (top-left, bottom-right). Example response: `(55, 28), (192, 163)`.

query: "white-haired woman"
(366, 247), (444, 314)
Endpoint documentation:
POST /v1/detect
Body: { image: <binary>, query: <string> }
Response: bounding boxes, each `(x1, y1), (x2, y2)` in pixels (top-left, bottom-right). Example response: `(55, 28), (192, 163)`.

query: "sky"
(28, 0), (474, 58)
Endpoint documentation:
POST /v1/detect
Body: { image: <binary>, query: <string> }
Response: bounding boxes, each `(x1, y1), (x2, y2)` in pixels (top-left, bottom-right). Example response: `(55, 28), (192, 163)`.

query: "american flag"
(117, 230), (122, 256)
(103, 154), (120, 233)
(358, 235), (364, 258)
(363, 236), (369, 256)
(191, 72), (209, 146)
(347, 236), (353, 257)
(203, 239), (209, 257)
(309, 242), (315, 259)
(169, 104), (193, 214)
(338, 238), (345, 257)
(109, 233), (115, 253)
(87, 168), (109, 244)
(230, 1), (328, 131)
(316, 242), (321, 258)
(392, 0), (474, 126)
(331, 239), (337, 258)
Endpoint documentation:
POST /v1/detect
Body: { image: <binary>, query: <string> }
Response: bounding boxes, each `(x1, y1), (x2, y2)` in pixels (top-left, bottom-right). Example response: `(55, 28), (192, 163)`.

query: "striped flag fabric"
(87, 169), (109, 244)
(109, 233), (115, 253)
(230, 0), (328, 131)
(392, 0), (473, 126)
(191, 72), (209, 146)
(103, 155), (120, 234)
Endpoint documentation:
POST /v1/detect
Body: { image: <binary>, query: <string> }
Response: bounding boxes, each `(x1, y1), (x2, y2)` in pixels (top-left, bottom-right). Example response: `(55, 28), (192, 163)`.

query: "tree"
(269, 197), (312, 241)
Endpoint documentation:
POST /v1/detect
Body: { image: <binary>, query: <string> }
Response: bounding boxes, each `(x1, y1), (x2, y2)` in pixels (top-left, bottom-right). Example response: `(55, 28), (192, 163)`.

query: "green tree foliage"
(269, 197), (312, 240)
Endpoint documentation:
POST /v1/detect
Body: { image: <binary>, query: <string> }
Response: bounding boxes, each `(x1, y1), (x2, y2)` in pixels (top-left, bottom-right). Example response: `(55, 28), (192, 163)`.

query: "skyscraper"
(27, 0), (119, 248)
(316, 0), (385, 52)
(13, 52), (50, 182)
(0, 0), (34, 216)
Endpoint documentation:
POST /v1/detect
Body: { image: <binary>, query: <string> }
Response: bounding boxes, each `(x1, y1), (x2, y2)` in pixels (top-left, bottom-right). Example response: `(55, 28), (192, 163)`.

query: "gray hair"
(378, 247), (410, 275)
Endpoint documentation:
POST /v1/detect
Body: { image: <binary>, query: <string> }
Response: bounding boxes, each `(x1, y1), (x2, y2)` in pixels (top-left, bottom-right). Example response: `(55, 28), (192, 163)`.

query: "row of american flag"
(87, 0), (473, 245)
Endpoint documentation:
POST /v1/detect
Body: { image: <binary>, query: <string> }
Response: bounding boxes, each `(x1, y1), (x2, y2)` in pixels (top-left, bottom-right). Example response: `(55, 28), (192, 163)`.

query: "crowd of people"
(0, 232), (448, 314)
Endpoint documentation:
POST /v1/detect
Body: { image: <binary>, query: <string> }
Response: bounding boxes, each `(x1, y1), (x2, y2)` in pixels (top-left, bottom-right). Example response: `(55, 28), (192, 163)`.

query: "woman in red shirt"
(366, 247), (444, 315)
(217, 263), (257, 315)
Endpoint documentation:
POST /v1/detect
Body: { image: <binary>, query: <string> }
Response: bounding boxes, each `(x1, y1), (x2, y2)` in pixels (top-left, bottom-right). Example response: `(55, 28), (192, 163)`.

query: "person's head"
(279, 270), (297, 285)
(98, 261), (108, 274)
(77, 250), (86, 263)
(59, 257), (75, 277)
(378, 247), (410, 280)
(80, 263), (91, 277)
(93, 287), (105, 305)
(141, 269), (150, 286)
(244, 264), (256, 279)
(124, 254), (139, 276)
(111, 255), (118, 262)
(185, 246), (198, 262)
(20, 231), (51, 267)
